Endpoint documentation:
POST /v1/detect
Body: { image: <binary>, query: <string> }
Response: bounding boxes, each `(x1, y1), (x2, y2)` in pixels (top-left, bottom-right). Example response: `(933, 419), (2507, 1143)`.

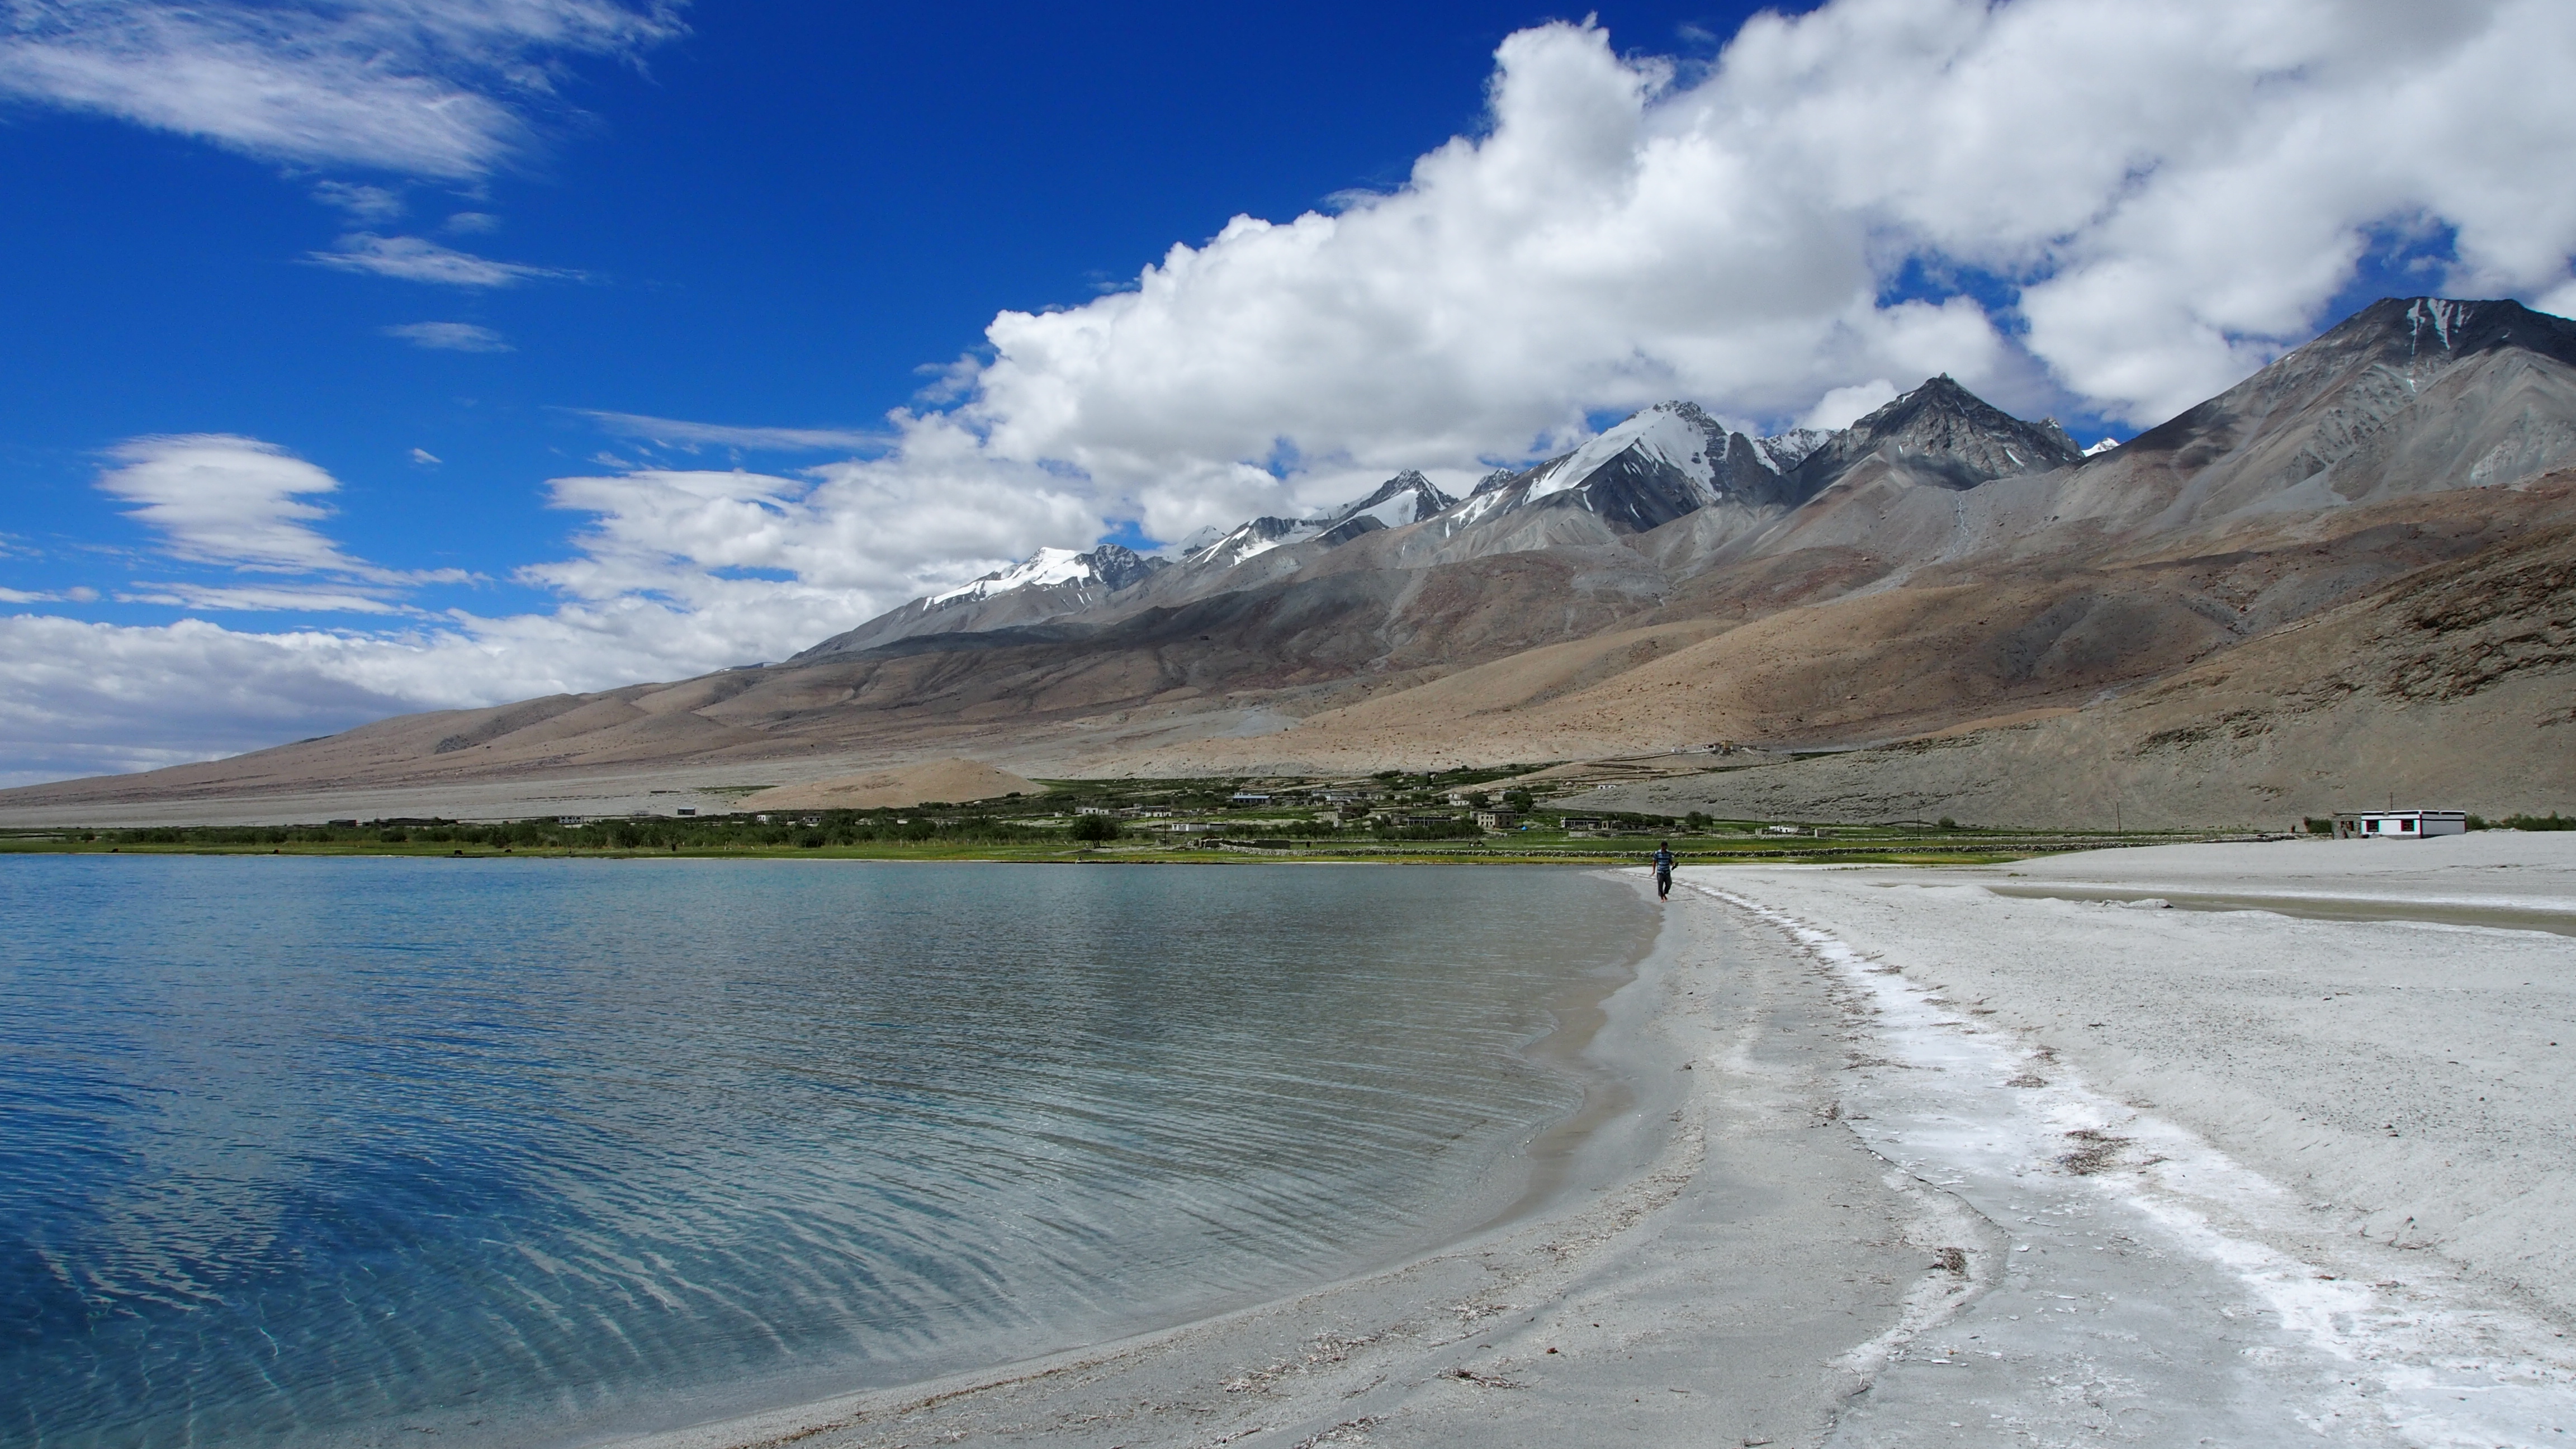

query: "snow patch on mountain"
(1324, 470), (1456, 529)
(1181, 472), (1460, 572)
(1753, 428), (1830, 472)
(2408, 297), (2468, 352)
(1522, 403), (1723, 503)
(1183, 516), (1321, 571)
(1446, 401), (1833, 533)
(927, 546), (1094, 605)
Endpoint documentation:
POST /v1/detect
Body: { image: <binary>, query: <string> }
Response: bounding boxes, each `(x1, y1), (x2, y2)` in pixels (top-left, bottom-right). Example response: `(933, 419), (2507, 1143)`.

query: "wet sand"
(640, 837), (2576, 1449)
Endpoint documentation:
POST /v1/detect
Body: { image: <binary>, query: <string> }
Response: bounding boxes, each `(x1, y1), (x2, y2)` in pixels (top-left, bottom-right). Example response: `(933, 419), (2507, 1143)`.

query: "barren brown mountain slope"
(1118, 474), (2576, 777)
(1576, 506), (2576, 828)
(0, 544), (1698, 818)
(4, 298), (2572, 827)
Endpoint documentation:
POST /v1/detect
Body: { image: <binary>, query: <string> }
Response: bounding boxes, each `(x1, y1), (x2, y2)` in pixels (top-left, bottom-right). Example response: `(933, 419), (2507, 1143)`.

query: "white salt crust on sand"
(633, 839), (2574, 1449)
(1698, 851), (2576, 1447)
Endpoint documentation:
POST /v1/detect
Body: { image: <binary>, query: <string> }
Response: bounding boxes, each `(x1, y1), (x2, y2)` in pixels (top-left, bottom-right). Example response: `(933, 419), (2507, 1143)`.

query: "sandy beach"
(636, 836), (2576, 1449)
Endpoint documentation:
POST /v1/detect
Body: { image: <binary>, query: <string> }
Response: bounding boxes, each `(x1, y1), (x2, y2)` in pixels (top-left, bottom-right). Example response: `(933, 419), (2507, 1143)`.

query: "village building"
(2333, 809), (2467, 839)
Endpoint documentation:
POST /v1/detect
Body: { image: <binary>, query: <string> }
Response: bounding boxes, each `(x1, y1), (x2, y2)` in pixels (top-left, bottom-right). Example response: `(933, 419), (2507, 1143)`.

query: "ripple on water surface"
(0, 858), (1650, 1448)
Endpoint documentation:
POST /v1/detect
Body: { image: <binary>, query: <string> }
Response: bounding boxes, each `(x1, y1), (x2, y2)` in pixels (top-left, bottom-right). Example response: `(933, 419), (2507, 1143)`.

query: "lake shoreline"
(623, 874), (1943, 1449)
(633, 836), (2576, 1448)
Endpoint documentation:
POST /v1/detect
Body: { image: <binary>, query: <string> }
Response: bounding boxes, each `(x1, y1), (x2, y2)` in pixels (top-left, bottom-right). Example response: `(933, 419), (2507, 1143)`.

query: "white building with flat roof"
(2333, 809), (2467, 839)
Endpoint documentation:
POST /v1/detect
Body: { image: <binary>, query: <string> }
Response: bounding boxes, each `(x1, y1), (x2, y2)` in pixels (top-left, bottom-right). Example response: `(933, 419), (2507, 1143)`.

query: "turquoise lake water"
(0, 858), (1651, 1448)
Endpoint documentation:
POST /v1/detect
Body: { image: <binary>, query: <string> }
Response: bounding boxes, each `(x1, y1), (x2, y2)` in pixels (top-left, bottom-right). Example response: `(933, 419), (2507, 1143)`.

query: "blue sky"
(2, 0), (2573, 784)
(5, 4), (1775, 624)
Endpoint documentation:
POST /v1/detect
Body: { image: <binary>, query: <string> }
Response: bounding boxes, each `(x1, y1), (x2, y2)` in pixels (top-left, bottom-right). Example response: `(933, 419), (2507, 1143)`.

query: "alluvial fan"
(0, 858), (1650, 1448)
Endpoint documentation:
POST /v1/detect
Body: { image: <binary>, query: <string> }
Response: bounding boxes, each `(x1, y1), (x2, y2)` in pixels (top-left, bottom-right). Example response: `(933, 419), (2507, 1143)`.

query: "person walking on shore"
(1652, 841), (1675, 901)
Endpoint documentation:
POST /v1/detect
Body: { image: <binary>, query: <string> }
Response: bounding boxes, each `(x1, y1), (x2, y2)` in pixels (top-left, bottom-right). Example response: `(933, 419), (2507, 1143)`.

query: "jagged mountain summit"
(811, 472), (1463, 654)
(793, 372), (2189, 661)
(1452, 401), (1829, 534)
(1789, 375), (2086, 493)
(10, 296), (2571, 830)
(926, 543), (1163, 604)
(824, 377), (2072, 658)
(1322, 470), (1456, 530)
(1177, 514), (1322, 573)
(1179, 470), (1462, 571)
(2106, 295), (2576, 515)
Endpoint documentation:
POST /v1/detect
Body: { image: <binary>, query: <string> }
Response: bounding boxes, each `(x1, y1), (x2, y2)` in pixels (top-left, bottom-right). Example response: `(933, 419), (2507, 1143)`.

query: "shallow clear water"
(0, 858), (1649, 1448)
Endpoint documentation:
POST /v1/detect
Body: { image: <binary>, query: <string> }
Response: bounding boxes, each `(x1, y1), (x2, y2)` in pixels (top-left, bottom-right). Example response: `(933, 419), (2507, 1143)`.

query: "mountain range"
(7, 296), (2572, 827)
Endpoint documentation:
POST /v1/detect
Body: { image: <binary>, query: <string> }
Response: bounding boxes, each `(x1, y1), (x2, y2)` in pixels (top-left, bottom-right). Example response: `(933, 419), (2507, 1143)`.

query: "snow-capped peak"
(2084, 437), (2122, 457)
(1521, 402), (1723, 503)
(925, 544), (1162, 605)
(927, 547), (1091, 605)
(1183, 515), (1320, 571)
(1751, 427), (1829, 473)
(1323, 470), (1456, 529)
(1180, 472), (1461, 575)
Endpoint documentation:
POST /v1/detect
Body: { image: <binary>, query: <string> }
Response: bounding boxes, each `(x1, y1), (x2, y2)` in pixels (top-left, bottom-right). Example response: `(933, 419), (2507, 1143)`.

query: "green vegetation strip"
(0, 767), (2269, 863)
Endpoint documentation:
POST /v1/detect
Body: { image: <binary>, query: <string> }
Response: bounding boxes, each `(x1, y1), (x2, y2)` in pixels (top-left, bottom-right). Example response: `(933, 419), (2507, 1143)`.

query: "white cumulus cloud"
(97, 434), (377, 575)
(1802, 381), (1899, 433)
(908, 0), (2576, 550)
(0, 424), (1109, 782)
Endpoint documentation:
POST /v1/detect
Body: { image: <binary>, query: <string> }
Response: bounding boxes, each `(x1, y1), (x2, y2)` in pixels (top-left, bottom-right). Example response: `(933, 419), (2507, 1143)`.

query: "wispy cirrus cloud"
(311, 179), (403, 222)
(313, 234), (575, 287)
(115, 584), (407, 615)
(574, 410), (886, 453)
(93, 434), (467, 593)
(384, 321), (512, 352)
(0, 0), (685, 179)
